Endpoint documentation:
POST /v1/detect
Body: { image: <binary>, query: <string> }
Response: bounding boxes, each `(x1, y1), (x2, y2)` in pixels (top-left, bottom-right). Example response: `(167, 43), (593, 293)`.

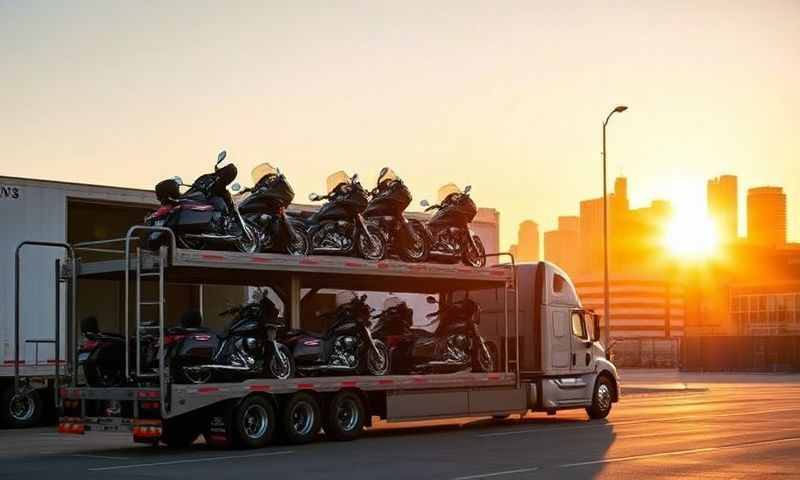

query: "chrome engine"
(330, 335), (359, 368)
(314, 222), (354, 252)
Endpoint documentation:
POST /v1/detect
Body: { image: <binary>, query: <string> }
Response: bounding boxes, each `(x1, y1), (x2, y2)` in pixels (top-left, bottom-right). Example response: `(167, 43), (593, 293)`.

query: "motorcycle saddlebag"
(177, 205), (216, 233)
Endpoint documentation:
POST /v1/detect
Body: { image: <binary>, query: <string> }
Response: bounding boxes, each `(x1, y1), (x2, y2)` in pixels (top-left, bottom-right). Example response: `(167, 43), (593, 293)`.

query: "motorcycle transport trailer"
(14, 226), (618, 448)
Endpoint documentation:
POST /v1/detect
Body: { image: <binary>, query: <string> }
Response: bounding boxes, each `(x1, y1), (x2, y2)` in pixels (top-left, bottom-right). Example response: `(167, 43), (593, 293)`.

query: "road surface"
(2, 374), (799, 479)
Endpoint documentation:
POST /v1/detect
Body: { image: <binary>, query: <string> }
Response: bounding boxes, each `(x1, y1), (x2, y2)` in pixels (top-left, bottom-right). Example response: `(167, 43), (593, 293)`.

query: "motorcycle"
(144, 150), (261, 253)
(282, 295), (390, 376)
(294, 172), (387, 261)
(172, 290), (295, 384)
(418, 185), (486, 267)
(237, 163), (310, 255)
(78, 316), (127, 387)
(373, 296), (495, 374)
(363, 167), (429, 262)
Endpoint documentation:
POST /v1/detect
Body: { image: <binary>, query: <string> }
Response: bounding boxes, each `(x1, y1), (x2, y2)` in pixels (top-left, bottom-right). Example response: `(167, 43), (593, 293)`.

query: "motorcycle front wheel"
(357, 224), (387, 261)
(400, 223), (430, 263)
(366, 340), (391, 376)
(268, 344), (295, 380)
(284, 222), (311, 256)
(463, 234), (486, 268)
(235, 220), (262, 254)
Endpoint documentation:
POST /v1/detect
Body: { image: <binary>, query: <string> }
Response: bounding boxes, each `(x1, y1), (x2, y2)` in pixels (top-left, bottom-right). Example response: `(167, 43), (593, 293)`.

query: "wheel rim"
(480, 347), (494, 372)
(291, 402), (314, 436)
(183, 367), (212, 384)
(405, 236), (426, 260)
(286, 230), (308, 256)
(270, 351), (292, 380)
(466, 238), (485, 267)
(336, 398), (360, 432)
(359, 228), (385, 260)
(242, 404), (269, 439)
(596, 384), (612, 412)
(9, 393), (35, 422)
(237, 224), (259, 253)
(368, 342), (389, 375)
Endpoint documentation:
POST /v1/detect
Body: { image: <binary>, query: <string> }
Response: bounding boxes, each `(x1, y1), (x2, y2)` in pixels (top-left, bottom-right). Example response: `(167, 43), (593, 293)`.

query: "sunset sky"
(2, 1), (798, 249)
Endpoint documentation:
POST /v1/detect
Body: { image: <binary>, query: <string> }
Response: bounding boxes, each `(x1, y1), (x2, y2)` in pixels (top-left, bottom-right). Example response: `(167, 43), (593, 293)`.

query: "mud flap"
(203, 400), (237, 448)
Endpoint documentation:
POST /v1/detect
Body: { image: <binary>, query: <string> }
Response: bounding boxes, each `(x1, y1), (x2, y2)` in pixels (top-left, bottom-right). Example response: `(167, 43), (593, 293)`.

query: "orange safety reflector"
(58, 421), (85, 434)
(132, 425), (162, 438)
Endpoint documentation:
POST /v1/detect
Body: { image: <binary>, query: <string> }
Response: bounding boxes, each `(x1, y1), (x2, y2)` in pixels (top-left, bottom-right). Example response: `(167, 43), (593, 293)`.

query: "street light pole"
(602, 105), (627, 349)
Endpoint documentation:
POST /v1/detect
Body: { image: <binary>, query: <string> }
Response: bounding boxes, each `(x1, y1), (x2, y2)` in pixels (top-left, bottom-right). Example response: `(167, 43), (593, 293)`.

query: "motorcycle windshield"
(251, 162), (279, 185)
(377, 168), (400, 187)
(326, 170), (350, 194)
(437, 183), (461, 202)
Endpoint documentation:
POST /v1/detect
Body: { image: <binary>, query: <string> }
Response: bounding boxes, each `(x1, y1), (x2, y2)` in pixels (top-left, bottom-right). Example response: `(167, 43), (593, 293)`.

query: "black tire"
(586, 376), (614, 420)
(235, 220), (262, 254)
(268, 344), (295, 380)
(285, 221), (311, 256)
(279, 392), (321, 445)
(324, 391), (366, 441)
(399, 222), (430, 263)
(365, 340), (390, 376)
(463, 234), (486, 267)
(232, 396), (277, 449)
(357, 224), (387, 261)
(472, 341), (497, 373)
(0, 385), (43, 428)
(161, 415), (201, 448)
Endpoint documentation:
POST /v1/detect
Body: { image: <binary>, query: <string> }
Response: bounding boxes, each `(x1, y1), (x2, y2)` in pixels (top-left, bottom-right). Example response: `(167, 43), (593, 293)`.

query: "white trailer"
(14, 230), (619, 448)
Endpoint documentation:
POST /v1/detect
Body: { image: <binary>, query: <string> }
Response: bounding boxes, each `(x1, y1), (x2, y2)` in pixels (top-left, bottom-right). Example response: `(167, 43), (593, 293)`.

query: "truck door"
(570, 310), (592, 373)
(550, 309), (571, 372)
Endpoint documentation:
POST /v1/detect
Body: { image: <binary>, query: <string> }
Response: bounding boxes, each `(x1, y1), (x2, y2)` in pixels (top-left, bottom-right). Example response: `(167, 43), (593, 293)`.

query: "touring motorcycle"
(418, 185), (486, 267)
(282, 295), (390, 376)
(293, 172), (387, 260)
(372, 296), (495, 374)
(144, 151), (260, 253)
(363, 167), (429, 262)
(172, 290), (295, 384)
(237, 162), (310, 255)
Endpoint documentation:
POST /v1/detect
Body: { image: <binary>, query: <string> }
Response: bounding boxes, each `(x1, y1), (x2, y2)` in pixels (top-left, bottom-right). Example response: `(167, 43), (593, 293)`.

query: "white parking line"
(559, 436), (800, 468)
(477, 406), (800, 438)
(451, 466), (540, 479)
(72, 454), (127, 460)
(87, 450), (294, 471)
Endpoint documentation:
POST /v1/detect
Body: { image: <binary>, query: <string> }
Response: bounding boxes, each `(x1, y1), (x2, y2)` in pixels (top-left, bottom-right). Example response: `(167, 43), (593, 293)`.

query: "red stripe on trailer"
(138, 390), (159, 399)
(201, 254), (225, 261)
(198, 387), (219, 394)
(251, 257), (271, 263)
(340, 381), (358, 387)
(377, 379), (394, 385)
(412, 377), (427, 384)
(377, 262), (390, 269)
(299, 259), (320, 265)
(344, 262), (362, 268)
(249, 385), (271, 392)
(297, 383), (314, 389)
(487, 374), (500, 380)
(3, 360), (25, 365)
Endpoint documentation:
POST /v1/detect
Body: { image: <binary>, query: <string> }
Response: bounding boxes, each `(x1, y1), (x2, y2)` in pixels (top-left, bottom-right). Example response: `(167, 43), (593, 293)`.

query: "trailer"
(16, 228), (618, 448)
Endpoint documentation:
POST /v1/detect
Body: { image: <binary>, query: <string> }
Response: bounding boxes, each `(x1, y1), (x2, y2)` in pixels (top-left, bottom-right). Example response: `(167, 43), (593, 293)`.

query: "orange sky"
(2, 1), (798, 249)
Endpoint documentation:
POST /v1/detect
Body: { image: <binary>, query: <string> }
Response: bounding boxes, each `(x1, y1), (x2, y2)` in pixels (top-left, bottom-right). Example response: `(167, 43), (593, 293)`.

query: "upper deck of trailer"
(74, 247), (514, 293)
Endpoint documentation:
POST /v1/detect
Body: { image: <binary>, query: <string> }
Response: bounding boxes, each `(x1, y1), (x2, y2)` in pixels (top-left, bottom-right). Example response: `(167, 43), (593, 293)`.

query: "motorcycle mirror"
(172, 176), (183, 185)
(378, 167), (388, 181)
(360, 294), (367, 302)
(309, 192), (320, 201)
(231, 182), (241, 192)
(426, 295), (438, 304)
(216, 150), (227, 165)
(351, 173), (359, 183)
(464, 185), (472, 194)
(420, 199), (430, 207)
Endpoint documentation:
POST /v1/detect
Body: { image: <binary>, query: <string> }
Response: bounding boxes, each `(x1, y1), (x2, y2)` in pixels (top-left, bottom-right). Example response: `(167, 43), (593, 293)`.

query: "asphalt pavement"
(1, 372), (799, 479)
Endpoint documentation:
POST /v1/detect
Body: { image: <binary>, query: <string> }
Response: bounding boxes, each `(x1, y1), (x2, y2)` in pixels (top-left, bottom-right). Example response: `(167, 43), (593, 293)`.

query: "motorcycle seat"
(287, 210), (314, 220)
(284, 328), (319, 338)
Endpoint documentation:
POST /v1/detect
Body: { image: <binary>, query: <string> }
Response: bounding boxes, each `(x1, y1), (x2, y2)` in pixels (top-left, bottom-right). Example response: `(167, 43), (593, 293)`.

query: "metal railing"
(482, 252), (519, 387)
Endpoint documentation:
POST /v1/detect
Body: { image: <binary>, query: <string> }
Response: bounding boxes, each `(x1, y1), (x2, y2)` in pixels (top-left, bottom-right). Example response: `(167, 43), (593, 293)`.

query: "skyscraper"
(747, 186), (787, 247)
(708, 175), (738, 243)
(511, 220), (539, 262)
(544, 216), (580, 275)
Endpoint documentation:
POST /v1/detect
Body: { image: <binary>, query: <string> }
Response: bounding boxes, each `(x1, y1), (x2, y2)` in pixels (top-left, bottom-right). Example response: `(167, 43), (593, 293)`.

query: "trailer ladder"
(134, 247), (166, 379)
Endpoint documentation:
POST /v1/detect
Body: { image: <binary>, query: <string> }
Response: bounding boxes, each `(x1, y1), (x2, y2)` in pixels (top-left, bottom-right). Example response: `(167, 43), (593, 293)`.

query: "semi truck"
(13, 227), (618, 448)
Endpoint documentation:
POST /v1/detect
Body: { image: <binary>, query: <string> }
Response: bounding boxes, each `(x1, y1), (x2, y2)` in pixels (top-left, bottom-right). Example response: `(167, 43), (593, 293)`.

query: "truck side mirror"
(592, 313), (601, 342)
(426, 295), (438, 304)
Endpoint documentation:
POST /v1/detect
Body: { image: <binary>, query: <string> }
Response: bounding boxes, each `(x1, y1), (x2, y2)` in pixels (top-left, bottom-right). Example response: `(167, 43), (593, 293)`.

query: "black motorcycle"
(418, 185), (486, 267)
(282, 295), (390, 376)
(373, 296), (495, 374)
(145, 151), (261, 253)
(171, 291), (295, 384)
(295, 172), (387, 261)
(78, 316), (127, 387)
(363, 167), (429, 262)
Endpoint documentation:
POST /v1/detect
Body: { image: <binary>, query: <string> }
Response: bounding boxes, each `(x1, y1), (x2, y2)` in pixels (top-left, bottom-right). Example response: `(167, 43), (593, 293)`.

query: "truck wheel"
(279, 392), (321, 445)
(161, 415), (201, 448)
(586, 376), (614, 420)
(324, 391), (366, 441)
(1, 385), (43, 428)
(233, 396), (276, 449)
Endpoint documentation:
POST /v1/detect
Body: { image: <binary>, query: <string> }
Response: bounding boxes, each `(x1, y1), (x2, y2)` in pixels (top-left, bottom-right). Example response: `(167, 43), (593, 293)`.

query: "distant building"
(509, 220), (539, 262)
(708, 175), (738, 243)
(747, 186), (786, 247)
(579, 177), (628, 273)
(544, 216), (580, 275)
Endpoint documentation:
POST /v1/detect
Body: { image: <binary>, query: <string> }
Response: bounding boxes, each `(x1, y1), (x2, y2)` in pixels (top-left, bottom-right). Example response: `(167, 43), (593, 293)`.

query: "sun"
(662, 182), (719, 260)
